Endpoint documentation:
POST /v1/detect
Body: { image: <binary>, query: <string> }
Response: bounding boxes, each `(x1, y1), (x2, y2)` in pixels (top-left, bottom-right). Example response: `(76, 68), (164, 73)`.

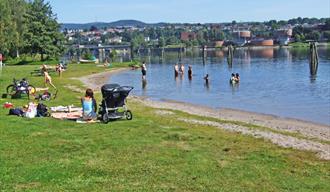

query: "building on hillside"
(249, 38), (274, 46)
(233, 30), (251, 46)
(275, 28), (292, 45)
(214, 40), (224, 47)
(180, 32), (197, 41)
(107, 37), (122, 43)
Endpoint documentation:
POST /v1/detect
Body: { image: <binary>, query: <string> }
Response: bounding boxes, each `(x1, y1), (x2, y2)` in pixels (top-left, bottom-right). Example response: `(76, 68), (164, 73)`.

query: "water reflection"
(230, 82), (240, 94)
(142, 79), (147, 94)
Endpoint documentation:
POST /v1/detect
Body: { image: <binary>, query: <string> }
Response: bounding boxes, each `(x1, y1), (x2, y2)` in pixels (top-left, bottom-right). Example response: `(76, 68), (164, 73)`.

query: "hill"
(61, 19), (166, 30)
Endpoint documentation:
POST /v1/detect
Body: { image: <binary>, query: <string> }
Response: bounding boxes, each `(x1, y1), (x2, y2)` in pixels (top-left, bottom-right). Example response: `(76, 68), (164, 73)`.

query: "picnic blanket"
(50, 106), (81, 113)
(51, 111), (82, 120)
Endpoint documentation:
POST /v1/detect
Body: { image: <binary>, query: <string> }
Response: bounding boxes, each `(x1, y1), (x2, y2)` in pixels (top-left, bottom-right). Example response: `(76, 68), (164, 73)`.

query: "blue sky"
(48, 0), (330, 23)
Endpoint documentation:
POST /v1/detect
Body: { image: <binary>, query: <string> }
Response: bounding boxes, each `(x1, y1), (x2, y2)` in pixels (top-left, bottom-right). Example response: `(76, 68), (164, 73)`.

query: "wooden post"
(203, 45), (207, 58)
(227, 45), (233, 67)
(309, 42), (319, 76)
(178, 47), (182, 62)
(130, 44), (134, 60)
(161, 47), (165, 58)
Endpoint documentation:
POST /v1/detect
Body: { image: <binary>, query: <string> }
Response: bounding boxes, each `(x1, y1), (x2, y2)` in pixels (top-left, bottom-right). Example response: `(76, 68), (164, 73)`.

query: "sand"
(78, 68), (330, 160)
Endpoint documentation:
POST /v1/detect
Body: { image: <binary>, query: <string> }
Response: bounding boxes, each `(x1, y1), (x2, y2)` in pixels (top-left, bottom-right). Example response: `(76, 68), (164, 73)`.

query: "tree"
(109, 49), (117, 62)
(158, 36), (165, 48)
(24, 0), (65, 60)
(0, 0), (27, 57)
(306, 31), (321, 41)
(323, 31), (330, 41)
(325, 19), (330, 30)
(90, 25), (98, 32)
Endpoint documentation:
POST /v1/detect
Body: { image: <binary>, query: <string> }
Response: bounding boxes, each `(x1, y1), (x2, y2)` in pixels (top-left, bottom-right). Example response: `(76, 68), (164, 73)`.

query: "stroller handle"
(119, 86), (134, 92)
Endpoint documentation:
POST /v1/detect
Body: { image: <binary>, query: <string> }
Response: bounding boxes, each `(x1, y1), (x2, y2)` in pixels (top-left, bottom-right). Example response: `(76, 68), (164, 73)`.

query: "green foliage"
(305, 31), (321, 41)
(0, 0), (64, 61)
(81, 50), (94, 60)
(323, 31), (330, 41)
(109, 49), (117, 61)
(24, 0), (65, 60)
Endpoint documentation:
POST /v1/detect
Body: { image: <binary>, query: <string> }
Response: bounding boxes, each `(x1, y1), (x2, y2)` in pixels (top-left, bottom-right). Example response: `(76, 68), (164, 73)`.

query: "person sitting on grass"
(81, 88), (97, 120)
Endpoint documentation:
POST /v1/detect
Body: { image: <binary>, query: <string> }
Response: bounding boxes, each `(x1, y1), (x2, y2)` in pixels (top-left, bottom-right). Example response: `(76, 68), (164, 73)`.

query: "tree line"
(0, 0), (65, 61)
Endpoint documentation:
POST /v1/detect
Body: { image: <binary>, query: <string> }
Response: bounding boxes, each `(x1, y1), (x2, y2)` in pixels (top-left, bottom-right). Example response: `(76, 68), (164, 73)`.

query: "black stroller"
(99, 84), (134, 123)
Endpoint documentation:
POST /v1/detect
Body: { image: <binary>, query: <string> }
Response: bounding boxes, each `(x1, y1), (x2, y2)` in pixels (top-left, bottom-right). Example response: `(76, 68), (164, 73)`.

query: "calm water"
(109, 47), (330, 125)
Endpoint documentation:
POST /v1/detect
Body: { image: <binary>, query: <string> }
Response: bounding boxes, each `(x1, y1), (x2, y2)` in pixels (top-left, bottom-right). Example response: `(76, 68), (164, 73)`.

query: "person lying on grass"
(81, 88), (97, 120)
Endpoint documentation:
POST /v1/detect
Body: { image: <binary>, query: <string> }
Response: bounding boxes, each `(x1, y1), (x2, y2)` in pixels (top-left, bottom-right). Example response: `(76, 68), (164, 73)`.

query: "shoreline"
(78, 68), (330, 160)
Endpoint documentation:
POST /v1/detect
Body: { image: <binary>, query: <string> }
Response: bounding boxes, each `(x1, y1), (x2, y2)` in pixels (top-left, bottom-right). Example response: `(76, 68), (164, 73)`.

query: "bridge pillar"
(98, 48), (105, 63)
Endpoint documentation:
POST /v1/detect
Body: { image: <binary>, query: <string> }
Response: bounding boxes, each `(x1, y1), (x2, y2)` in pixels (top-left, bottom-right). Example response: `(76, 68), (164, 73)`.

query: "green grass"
(289, 42), (310, 48)
(0, 63), (329, 191)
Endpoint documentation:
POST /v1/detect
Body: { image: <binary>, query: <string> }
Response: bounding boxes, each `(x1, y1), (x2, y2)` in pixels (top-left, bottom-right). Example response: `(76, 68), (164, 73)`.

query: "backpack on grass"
(37, 103), (50, 117)
(9, 108), (24, 116)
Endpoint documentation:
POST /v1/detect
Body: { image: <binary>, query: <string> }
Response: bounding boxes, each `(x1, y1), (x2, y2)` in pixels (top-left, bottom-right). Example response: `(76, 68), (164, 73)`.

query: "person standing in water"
(174, 63), (179, 77)
(204, 74), (209, 84)
(141, 62), (147, 80)
(235, 73), (240, 82)
(179, 64), (185, 74)
(188, 65), (193, 79)
(204, 74), (210, 90)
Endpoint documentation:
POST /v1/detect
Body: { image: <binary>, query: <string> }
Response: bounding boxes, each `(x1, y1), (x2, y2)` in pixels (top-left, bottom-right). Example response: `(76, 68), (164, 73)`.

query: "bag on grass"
(9, 108), (24, 116)
(37, 103), (49, 117)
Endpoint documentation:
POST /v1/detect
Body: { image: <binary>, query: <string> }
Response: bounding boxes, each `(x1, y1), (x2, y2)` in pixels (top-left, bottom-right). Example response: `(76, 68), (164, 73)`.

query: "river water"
(108, 47), (330, 125)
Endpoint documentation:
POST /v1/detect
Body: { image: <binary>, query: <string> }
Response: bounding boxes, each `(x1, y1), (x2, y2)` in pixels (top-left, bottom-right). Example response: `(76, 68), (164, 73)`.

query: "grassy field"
(0, 63), (329, 191)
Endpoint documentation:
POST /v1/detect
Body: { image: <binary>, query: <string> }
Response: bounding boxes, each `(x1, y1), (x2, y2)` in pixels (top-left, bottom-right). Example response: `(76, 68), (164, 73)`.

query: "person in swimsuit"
(42, 64), (56, 89)
(188, 65), (192, 79)
(179, 64), (185, 74)
(141, 62), (147, 80)
(174, 63), (179, 77)
(235, 73), (240, 82)
(81, 88), (97, 120)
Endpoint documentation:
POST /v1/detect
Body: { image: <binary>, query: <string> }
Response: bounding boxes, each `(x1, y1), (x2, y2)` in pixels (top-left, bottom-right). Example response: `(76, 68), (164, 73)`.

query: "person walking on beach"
(141, 62), (147, 80)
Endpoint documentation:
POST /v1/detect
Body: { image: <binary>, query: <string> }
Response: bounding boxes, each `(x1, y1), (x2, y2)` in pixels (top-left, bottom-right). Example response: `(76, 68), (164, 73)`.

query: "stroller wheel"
(125, 110), (133, 120)
(102, 113), (110, 124)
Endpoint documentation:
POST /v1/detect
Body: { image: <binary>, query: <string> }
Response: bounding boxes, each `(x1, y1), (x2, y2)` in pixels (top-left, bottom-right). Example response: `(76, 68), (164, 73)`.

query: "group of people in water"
(141, 62), (240, 86)
(230, 73), (240, 84)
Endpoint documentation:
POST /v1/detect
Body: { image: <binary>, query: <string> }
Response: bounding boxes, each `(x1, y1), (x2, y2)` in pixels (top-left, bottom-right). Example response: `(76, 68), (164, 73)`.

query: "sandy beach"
(78, 68), (330, 160)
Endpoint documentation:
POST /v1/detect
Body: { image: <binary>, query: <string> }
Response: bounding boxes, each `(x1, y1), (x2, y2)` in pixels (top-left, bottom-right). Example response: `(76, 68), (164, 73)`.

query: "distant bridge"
(71, 44), (131, 50)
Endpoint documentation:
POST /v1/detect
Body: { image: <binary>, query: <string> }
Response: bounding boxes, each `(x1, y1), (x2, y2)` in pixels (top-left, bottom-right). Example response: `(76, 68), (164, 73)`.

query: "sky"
(48, 0), (330, 23)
